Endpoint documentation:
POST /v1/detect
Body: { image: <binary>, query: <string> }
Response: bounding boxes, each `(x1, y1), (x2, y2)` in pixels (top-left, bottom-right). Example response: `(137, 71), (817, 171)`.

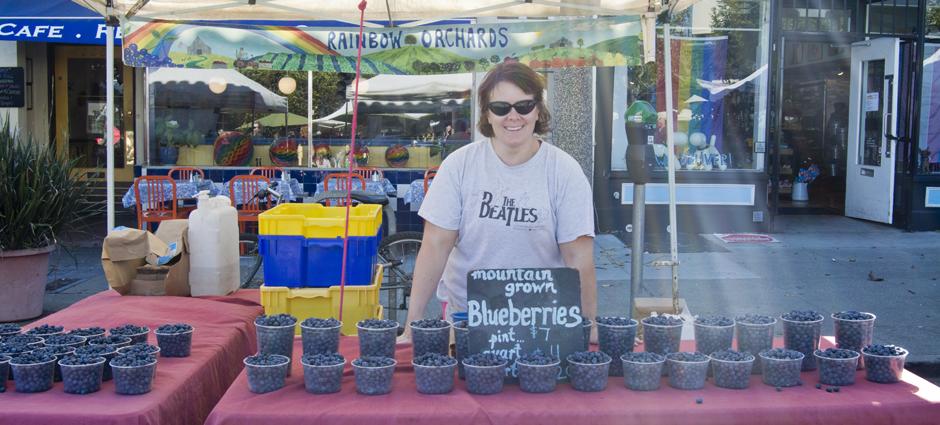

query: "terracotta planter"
(0, 245), (55, 321)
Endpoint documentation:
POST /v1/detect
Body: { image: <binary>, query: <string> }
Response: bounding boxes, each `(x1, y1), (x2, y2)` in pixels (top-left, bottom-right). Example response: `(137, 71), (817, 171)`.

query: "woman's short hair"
(477, 62), (551, 137)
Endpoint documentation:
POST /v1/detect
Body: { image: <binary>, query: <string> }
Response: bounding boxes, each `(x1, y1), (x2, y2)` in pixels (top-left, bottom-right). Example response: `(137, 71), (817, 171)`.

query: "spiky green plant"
(0, 120), (99, 251)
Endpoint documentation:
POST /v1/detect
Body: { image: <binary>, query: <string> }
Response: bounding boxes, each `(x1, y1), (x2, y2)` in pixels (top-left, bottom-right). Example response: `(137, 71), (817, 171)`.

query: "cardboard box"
(101, 220), (191, 296)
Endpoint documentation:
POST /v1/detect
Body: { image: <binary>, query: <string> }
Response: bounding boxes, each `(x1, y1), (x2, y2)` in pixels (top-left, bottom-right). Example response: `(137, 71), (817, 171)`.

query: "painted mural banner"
(121, 16), (642, 74)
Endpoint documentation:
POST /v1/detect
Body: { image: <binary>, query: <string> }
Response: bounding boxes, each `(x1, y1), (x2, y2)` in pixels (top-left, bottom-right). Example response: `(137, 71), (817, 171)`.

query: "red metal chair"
(167, 167), (205, 181)
(134, 176), (178, 230)
(229, 175), (272, 229)
(424, 166), (439, 193)
(249, 166), (285, 180)
(352, 166), (383, 181)
(323, 172), (366, 206)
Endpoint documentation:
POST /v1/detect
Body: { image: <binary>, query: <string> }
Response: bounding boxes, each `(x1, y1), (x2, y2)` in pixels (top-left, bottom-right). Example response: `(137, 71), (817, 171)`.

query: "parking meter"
(624, 100), (658, 184)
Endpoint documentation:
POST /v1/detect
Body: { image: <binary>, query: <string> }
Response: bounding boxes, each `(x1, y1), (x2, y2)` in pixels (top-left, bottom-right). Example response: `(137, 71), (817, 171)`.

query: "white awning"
(149, 68), (287, 112)
(315, 98), (467, 122)
(348, 74), (472, 100)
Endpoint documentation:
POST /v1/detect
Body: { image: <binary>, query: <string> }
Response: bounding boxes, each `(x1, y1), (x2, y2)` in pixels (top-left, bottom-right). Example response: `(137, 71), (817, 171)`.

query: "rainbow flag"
(656, 36), (728, 151)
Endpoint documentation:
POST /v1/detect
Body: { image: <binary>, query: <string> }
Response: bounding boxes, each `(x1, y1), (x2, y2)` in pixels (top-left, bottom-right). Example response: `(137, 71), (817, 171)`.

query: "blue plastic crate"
(259, 231), (381, 288)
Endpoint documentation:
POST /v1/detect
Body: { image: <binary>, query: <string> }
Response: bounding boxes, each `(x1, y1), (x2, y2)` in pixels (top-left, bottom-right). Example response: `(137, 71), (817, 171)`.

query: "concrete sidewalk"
(35, 214), (940, 370)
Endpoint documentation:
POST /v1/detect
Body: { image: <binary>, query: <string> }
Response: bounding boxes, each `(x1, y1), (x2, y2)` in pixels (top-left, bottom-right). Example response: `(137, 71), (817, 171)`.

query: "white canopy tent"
(79, 0), (688, 310)
(149, 68), (287, 111)
(347, 73), (473, 100)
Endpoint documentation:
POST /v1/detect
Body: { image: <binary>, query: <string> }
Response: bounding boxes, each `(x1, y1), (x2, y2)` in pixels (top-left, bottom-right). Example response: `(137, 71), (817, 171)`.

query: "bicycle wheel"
(379, 231), (423, 286)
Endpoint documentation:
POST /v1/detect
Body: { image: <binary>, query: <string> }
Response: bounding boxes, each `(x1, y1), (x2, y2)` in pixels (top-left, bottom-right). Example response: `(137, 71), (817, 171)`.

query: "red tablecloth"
(206, 336), (940, 425)
(0, 289), (263, 425)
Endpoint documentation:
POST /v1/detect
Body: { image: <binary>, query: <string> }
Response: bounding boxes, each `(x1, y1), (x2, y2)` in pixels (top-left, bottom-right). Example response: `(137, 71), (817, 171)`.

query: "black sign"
(0, 67), (25, 108)
(467, 267), (584, 382)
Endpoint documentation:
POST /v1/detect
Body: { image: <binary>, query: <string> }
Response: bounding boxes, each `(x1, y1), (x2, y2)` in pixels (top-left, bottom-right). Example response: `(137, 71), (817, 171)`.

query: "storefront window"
(146, 67), (470, 169)
(918, 43), (940, 174)
(611, 0), (770, 172)
(929, 0), (940, 36)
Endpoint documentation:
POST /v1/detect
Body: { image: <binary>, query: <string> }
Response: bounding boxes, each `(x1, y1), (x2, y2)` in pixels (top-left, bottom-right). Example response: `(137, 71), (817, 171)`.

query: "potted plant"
(0, 120), (98, 321)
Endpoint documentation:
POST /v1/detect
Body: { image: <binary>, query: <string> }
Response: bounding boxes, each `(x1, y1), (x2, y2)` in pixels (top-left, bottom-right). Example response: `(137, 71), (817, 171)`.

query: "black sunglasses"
(487, 100), (538, 116)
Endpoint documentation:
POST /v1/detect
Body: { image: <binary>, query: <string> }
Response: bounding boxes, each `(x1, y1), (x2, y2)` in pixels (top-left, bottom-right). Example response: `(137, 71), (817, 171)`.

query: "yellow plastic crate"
(260, 265), (384, 336)
(259, 203), (383, 238)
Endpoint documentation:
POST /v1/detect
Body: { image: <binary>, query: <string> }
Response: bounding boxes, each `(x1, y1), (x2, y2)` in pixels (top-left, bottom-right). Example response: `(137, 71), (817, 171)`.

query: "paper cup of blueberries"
(581, 317), (593, 351)
(516, 349), (561, 394)
(566, 351), (611, 392)
(256, 314), (297, 375)
(357, 319), (399, 359)
(641, 315), (684, 356)
(735, 314), (776, 375)
(410, 319), (452, 357)
(621, 352), (665, 391)
(0, 355), (10, 392)
(26, 324), (65, 339)
(155, 323), (194, 358)
(10, 352), (57, 393)
(118, 344), (161, 357)
(463, 353), (508, 395)
(759, 348), (804, 387)
(68, 327), (106, 341)
(301, 352), (345, 394)
(110, 324), (150, 345)
(862, 344), (907, 384)
(34, 345), (76, 382)
(59, 354), (107, 395)
(693, 315), (734, 358)
(413, 352), (457, 394)
(453, 320), (469, 380)
(709, 350), (754, 390)
(244, 353), (290, 394)
(596, 316), (637, 377)
(781, 310), (823, 371)
(0, 324), (20, 338)
(353, 356), (397, 395)
(666, 352), (709, 390)
(814, 348), (859, 386)
(300, 318), (342, 356)
(111, 353), (158, 395)
(76, 344), (120, 381)
(0, 344), (32, 383)
(89, 335), (133, 350)
(832, 311), (875, 369)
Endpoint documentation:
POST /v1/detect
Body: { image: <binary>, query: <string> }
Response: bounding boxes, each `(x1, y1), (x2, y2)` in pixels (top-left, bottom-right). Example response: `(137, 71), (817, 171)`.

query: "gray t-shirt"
(418, 139), (595, 312)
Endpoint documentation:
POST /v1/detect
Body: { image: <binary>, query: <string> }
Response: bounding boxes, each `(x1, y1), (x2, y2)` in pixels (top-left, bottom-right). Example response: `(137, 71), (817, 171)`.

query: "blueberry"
(759, 348), (804, 387)
(463, 353), (507, 395)
(413, 353), (457, 394)
(833, 386), (840, 392)
(826, 387), (834, 393)
(155, 323), (193, 358)
(352, 356), (396, 395)
(862, 344), (908, 383)
(9, 352), (57, 393)
(301, 352), (345, 394)
(815, 349), (859, 386)
(816, 383), (822, 389)
(781, 311), (823, 371)
(642, 315), (684, 356)
(776, 386), (782, 392)
(696, 397), (703, 404)
(666, 352), (709, 390)
(566, 351), (611, 392)
(709, 350), (755, 389)
(59, 355), (107, 395)
(109, 324), (150, 345)
(357, 320), (398, 359)
(621, 352), (665, 391)
(410, 320), (451, 357)
(596, 317), (637, 376)
(244, 353), (290, 394)
(254, 314), (298, 327)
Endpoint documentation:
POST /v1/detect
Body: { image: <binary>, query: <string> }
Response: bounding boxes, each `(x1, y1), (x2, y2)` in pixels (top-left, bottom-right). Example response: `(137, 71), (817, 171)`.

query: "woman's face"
(487, 81), (539, 149)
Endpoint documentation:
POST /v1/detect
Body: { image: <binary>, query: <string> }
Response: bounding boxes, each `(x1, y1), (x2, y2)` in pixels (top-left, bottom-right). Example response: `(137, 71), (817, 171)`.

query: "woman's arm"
(399, 221), (458, 342)
(559, 235), (597, 342)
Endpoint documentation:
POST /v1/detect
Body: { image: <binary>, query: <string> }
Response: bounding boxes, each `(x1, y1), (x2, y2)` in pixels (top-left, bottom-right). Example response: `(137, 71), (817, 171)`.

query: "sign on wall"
(0, 67), (25, 108)
(122, 16), (643, 74)
(467, 267), (584, 382)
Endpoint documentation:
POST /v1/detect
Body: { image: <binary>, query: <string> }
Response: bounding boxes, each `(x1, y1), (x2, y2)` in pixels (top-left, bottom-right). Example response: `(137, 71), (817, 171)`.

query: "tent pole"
(105, 4), (116, 232)
(663, 23), (680, 314)
(307, 71), (313, 166)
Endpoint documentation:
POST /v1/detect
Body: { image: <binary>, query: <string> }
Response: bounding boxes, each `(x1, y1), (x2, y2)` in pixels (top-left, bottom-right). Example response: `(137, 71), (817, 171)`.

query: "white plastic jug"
(187, 192), (240, 296)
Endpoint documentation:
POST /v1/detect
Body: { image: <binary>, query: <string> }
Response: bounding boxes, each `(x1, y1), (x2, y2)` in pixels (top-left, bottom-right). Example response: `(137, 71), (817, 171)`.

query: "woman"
(401, 62), (597, 341)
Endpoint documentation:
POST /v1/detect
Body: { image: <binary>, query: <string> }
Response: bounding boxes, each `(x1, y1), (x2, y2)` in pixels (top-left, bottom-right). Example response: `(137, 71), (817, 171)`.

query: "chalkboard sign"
(0, 68), (25, 108)
(467, 267), (584, 382)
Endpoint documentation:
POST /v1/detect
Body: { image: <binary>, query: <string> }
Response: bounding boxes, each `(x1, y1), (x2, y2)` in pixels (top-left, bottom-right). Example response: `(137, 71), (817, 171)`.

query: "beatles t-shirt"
(418, 139), (595, 312)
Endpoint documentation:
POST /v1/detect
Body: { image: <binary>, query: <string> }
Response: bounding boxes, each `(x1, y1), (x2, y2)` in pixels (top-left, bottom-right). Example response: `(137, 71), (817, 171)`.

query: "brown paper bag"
(101, 220), (191, 296)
